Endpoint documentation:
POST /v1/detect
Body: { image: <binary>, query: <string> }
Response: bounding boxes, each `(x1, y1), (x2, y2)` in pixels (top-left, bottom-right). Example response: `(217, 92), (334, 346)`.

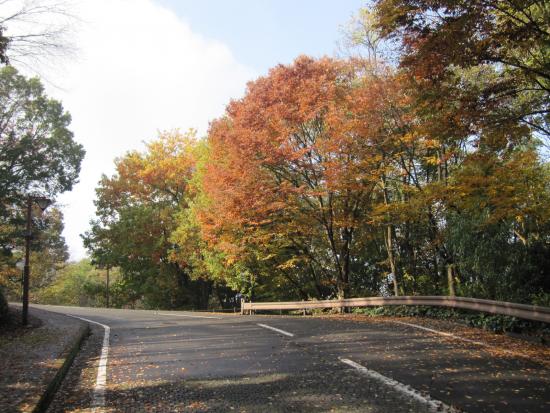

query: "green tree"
(0, 66), (84, 309)
(1, 206), (69, 298)
(0, 66), (84, 201)
(35, 259), (111, 307)
(30, 206), (69, 289)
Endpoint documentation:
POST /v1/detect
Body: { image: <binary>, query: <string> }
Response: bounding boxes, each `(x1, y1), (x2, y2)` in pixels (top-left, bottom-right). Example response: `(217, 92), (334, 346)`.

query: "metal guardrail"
(241, 295), (550, 323)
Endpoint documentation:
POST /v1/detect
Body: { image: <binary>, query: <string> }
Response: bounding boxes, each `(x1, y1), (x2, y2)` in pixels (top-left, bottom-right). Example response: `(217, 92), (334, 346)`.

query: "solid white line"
(393, 320), (529, 362)
(394, 321), (487, 347)
(69, 315), (110, 412)
(340, 358), (458, 412)
(257, 323), (294, 337)
(157, 312), (222, 319)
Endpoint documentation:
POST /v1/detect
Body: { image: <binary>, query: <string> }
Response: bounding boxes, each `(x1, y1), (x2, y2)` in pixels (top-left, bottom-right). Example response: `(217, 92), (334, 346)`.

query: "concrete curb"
(32, 322), (91, 413)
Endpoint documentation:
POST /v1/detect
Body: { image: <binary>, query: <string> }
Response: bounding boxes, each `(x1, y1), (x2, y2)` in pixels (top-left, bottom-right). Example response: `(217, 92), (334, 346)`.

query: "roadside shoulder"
(0, 306), (89, 413)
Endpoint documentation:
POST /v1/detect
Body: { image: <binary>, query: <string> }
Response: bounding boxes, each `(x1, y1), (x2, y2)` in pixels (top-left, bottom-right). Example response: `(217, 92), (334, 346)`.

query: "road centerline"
(257, 323), (294, 337)
(157, 312), (222, 319)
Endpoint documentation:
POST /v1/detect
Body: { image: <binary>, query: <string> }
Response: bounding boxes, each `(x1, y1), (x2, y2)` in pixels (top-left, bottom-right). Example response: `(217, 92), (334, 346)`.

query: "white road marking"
(257, 323), (294, 337)
(69, 315), (110, 412)
(393, 320), (531, 362)
(339, 358), (459, 413)
(393, 321), (486, 346)
(394, 321), (494, 346)
(157, 312), (222, 319)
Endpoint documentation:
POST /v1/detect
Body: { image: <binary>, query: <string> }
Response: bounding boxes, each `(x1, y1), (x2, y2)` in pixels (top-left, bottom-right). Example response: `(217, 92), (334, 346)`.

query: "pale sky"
(9, 0), (365, 260)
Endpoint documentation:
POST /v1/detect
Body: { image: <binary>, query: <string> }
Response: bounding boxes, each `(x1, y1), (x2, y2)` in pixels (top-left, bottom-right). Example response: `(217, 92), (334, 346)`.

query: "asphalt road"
(33, 305), (549, 413)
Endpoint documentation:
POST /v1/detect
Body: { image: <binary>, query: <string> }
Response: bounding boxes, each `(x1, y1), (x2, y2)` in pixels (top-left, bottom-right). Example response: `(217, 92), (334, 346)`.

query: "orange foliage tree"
(199, 56), (406, 299)
(84, 130), (219, 309)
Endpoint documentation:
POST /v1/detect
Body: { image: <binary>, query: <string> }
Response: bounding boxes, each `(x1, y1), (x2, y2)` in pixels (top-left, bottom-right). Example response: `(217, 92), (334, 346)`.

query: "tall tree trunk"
(323, 221), (346, 299)
(217, 289), (225, 308)
(447, 264), (456, 296)
(341, 227), (352, 299)
(308, 261), (325, 299)
(381, 176), (399, 296)
(106, 266), (110, 308)
(384, 225), (399, 296)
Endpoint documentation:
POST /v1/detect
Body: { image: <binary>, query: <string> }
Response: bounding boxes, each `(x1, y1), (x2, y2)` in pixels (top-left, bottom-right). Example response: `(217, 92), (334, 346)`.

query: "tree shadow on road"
(103, 369), (433, 413)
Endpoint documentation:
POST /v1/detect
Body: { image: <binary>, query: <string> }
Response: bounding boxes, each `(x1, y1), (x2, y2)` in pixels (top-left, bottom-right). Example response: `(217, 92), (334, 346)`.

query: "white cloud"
(35, 0), (255, 260)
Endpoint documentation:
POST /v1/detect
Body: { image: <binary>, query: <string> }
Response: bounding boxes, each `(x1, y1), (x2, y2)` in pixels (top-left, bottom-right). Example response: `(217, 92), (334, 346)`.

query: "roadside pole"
(22, 198), (32, 326)
(21, 196), (51, 326)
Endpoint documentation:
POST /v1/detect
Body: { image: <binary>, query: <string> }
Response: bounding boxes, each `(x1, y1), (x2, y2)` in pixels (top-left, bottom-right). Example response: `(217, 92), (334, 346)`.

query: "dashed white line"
(339, 358), (459, 412)
(257, 323), (294, 337)
(157, 312), (222, 319)
(69, 315), (110, 412)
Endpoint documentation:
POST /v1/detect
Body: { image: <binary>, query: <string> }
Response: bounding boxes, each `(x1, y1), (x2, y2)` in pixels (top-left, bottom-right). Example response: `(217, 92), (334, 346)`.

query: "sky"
(10, 0), (365, 260)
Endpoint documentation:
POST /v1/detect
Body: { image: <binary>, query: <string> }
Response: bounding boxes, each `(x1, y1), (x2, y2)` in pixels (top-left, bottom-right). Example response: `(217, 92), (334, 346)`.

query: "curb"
(32, 322), (91, 413)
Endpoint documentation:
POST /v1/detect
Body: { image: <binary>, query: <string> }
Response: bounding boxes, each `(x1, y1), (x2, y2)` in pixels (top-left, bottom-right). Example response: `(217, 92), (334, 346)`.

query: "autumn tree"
(81, 2), (550, 307)
(374, 0), (549, 141)
(365, 0), (550, 301)
(84, 130), (232, 309)
(199, 56), (407, 299)
(195, 5), (550, 303)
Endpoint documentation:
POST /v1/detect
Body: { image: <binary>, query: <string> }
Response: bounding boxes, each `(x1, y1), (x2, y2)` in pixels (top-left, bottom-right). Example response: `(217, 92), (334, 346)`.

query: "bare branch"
(0, 0), (79, 75)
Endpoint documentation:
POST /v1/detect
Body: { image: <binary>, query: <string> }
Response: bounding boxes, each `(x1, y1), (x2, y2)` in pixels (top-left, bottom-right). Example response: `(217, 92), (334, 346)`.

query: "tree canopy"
(0, 66), (84, 202)
(0, 66), (83, 303)
(78, 1), (550, 309)
(83, 131), (235, 310)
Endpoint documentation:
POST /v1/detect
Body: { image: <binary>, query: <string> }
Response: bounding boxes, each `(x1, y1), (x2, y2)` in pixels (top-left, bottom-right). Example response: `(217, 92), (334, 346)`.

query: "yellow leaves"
(140, 129), (197, 189)
(399, 132), (416, 144)
(103, 129), (198, 206)
(424, 155), (439, 166)
(276, 257), (303, 270)
(446, 149), (550, 229)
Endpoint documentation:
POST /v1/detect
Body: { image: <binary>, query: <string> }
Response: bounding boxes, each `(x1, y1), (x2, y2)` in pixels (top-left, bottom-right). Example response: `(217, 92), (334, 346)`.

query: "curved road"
(34, 305), (549, 413)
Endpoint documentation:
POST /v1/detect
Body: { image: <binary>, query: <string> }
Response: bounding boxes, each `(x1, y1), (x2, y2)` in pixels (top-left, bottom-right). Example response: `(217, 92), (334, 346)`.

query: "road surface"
(33, 305), (549, 413)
